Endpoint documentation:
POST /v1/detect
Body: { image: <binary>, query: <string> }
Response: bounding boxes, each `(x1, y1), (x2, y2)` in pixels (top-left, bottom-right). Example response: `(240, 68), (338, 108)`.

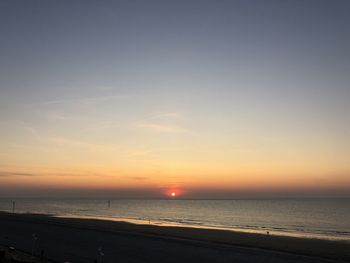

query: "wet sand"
(0, 211), (349, 262)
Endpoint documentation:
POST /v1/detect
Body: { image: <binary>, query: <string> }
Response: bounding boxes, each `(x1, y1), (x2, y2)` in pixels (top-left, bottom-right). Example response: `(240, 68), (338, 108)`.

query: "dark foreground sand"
(0, 212), (349, 263)
(0, 244), (52, 263)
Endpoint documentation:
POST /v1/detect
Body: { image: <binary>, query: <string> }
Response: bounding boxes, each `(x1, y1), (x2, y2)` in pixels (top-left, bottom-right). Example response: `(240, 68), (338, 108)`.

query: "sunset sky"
(0, 0), (349, 198)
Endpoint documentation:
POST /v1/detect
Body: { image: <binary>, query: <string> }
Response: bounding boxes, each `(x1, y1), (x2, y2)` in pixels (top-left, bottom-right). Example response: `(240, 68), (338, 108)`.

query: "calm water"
(0, 198), (349, 241)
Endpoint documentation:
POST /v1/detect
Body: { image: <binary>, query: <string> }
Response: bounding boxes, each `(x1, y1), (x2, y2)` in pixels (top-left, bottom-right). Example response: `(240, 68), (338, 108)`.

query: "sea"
(0, 198), (349, 242)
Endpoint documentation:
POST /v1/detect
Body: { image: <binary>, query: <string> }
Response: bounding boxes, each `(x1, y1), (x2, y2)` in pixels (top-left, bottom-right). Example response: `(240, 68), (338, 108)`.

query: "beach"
(0, 212), (349, 263)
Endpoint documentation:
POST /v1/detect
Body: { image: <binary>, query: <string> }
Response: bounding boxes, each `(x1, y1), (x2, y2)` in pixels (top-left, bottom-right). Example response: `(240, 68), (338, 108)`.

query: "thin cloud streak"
(42, 95), (129, 105)
(147, 112), (184, 120)
(46, 113), (90, 121)
(124, 176), (149, 181)
(0, 170), (115, 178)
(135, 123), (191, 134)
(0, 172), (41, 177)
(134, 111), (192, 134)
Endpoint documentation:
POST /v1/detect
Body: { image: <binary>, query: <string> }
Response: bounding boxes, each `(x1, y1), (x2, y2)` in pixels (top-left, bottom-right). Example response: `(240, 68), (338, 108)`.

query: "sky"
(0, 0), (349, 198)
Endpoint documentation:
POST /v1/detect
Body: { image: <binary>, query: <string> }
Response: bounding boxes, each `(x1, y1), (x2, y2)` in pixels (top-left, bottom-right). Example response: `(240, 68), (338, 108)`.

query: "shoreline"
(1, 211), (350, 262)
(3, 208), (349, 243)
(54, 213), (350, 242)
(2, 198), (349, 244)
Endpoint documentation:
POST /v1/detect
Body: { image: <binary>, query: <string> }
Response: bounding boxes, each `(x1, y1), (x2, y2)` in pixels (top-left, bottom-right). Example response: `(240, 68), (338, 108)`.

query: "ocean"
(0, 198), (349, 241)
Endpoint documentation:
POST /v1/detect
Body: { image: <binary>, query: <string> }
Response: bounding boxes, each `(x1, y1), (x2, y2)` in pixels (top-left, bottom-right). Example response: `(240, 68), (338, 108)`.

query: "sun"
(166, 189), (182, 198)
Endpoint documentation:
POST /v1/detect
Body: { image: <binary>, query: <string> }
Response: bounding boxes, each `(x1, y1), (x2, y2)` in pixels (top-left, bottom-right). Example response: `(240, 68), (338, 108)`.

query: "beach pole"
(98, 247), (104, 263)
(12, 201), (15, 213)
(31, 233), (38, 255)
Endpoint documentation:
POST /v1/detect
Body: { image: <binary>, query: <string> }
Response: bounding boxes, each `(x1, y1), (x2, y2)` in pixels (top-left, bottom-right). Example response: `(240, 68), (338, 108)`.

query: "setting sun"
(171, 192), (176, 197)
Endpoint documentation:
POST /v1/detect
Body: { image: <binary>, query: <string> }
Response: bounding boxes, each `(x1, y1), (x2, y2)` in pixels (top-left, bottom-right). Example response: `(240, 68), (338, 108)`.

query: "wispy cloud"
(46, 136), (106, 151)
(21, 124), (43, 140)
(134, 111), (193, 134)
(128, 150), (153, 157)
(17, 122), (108, 151)
(124, 176), (148, 181)
(46, 113), (90, 121)
(0, 170), (115, 178)
(0, 171), (41, 177)
(147, 112), (183, 120)
(135, 123), (190, 134)
(42, 95), (129, 105)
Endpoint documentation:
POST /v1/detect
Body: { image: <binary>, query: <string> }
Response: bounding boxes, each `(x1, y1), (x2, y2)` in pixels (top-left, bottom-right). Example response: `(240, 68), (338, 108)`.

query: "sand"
(0, 244), (52, 263)
(0, 211), (349, 263)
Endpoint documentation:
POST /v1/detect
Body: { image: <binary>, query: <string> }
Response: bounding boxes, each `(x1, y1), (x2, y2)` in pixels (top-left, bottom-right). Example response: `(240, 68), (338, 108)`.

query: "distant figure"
(12, 201), (15, 213)
(267, 231), (270, 235)
(108, 200), (111, 208)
